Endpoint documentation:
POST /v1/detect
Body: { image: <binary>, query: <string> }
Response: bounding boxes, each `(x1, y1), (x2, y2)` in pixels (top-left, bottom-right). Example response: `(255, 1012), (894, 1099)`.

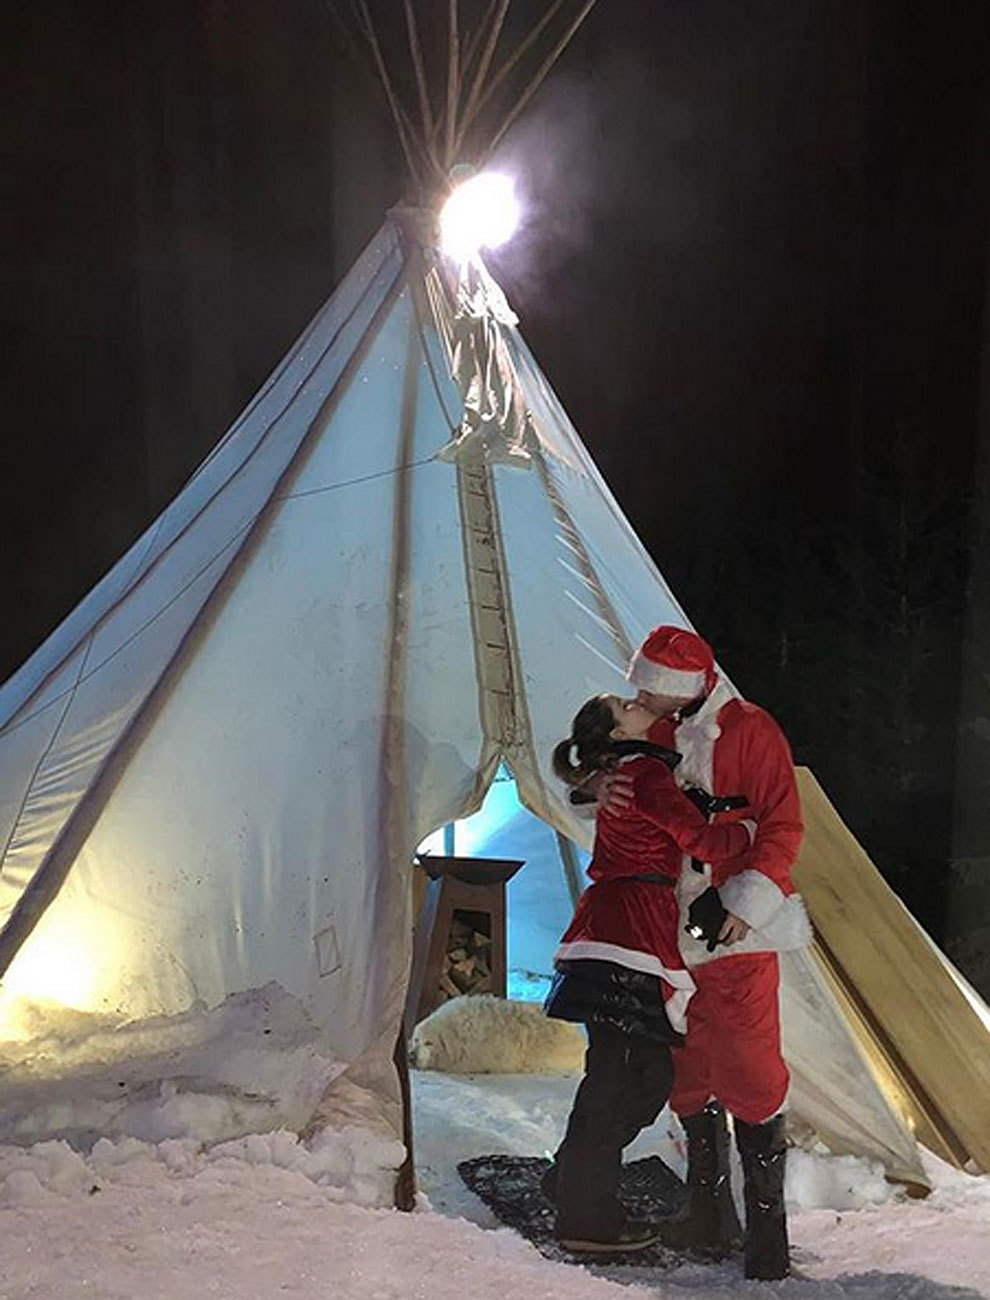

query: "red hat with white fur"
(627, 626), (717, 698)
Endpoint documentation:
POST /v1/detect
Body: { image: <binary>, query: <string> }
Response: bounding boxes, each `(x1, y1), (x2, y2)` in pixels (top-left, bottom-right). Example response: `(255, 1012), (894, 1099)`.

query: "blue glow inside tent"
(417, 766), (587, 1001)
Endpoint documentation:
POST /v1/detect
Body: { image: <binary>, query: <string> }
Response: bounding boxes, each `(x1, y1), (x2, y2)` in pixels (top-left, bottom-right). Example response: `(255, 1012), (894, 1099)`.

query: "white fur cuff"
(717, 874), (812, 953)
(760, 892), (813, 951)
(719, 870), (787, 930)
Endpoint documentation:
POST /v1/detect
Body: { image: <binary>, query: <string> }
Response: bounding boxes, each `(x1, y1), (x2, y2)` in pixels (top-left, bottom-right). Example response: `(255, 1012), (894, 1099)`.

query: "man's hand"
(718, 912), (751, 946)
(599, 770), (635, 813)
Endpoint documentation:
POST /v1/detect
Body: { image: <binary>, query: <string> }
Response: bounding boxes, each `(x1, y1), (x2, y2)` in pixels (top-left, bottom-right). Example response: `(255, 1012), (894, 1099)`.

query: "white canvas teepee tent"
(1, 0), (987, 1203)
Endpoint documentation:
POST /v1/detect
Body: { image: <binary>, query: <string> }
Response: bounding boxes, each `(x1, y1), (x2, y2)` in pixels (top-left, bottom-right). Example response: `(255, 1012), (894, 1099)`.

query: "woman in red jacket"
(543, 693), (755, 1254)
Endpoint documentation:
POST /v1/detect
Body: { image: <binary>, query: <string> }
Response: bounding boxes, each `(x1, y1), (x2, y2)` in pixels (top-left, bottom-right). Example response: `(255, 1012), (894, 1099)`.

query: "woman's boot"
(734, 1114), (789, 1281)
(656, 1101), (743, 1257)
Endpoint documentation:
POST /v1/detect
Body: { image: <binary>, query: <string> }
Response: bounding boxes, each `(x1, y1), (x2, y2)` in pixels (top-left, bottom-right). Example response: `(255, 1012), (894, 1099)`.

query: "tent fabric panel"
(509, 330), (694, 643)
(495, 321), (693, 835)
(0, 642), (89, 868)
(2, 304), (422, 1069)
(187, 223), (403, 489)
(393, 478), (491, 850)
(0, 552), (235, 933)
(490, 452), (682, 850)
(0, 226), (405, 951)
(0, 224), (403, 733)
(793, 766), (990, 1172)
(805, 941), (954, 1172)
(1, 355), (389, 932)
(4, 479), (397, 1046)
(502, 807), (582, 987)
(289, 282), (490, 854)
(81, 237), (401, 679)
(780, 948), (928, 1187)
(286, 285), (437, 492)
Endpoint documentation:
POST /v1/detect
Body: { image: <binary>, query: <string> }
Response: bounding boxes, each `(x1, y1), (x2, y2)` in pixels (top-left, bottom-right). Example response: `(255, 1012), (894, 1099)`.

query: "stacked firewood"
(437, 913), (493, 1001)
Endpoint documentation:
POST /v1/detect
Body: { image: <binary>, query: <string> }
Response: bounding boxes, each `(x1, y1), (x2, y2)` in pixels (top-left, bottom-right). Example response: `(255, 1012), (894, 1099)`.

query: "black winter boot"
(735, 1114), (789, 1281)
(656, 1101), (743, 1258)
(557, 1218), (661, 1254)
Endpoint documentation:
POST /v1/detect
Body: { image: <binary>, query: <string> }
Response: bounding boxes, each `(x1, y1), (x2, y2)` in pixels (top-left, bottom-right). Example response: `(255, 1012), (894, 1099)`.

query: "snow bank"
(0, 981), (406, 1207)
(0, 982), (341, 1144)
(0, 1125), (404, 1212)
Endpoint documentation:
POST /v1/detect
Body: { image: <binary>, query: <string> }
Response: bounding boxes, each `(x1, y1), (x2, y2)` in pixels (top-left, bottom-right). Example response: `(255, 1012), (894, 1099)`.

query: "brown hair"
(552, 695), (618, 788)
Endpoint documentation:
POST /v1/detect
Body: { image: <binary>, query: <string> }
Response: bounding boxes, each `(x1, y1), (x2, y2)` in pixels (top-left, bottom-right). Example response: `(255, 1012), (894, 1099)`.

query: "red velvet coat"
(554, 754), (754, 1030)
(648, 678), (808, 966)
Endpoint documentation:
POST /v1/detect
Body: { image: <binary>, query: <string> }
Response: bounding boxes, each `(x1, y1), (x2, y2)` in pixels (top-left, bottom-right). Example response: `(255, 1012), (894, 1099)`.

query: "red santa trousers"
(670, 951), (789, 1125)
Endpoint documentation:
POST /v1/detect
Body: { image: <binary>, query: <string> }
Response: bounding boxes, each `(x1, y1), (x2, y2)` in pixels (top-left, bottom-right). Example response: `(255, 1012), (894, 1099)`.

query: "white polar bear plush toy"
(409, 994), (586, 1074)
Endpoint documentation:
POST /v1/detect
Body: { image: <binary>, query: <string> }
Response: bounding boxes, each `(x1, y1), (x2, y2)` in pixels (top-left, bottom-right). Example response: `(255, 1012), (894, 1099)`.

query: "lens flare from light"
(2, 918), (100, 1011)
(439, 172), (520, 261)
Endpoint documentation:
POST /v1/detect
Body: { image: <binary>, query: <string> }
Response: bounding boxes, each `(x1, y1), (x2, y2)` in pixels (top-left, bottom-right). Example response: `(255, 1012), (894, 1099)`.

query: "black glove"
(686, 886), (728, 953)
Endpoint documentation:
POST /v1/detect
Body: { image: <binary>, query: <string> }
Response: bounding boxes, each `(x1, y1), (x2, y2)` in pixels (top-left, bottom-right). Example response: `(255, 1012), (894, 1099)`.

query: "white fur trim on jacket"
(673, 677), (737, 791)
(553, 940), (697, 989)
(719, 869), (787, 930)
(553, 940), (697, 1033)
(664, 987), (694, 1034)
(760, 891), (813, 950)
(677, 866), (812, 966)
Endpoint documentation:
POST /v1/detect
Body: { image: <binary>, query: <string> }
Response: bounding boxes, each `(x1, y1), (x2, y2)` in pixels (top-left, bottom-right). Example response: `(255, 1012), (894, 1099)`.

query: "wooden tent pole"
(454, 0), (512, 156)
(392, 1029), (417, 1210)
(555, 832), (584, 907)
(464, 0), (566, 134)
(444, 0), (461, 171)
(484, 0), (598, 161)
(403, 0), (434, 143)
(356, 0), (428, 191)
(459, 0), (506, 98)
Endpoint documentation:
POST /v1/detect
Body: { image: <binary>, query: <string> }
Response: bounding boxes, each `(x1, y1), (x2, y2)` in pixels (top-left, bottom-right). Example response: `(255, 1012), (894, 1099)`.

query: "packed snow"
(1, 984), (988, 1300)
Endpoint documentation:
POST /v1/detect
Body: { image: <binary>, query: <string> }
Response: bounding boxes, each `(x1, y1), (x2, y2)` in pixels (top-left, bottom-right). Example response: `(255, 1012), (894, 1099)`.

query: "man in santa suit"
(618, 625), (809, 1281)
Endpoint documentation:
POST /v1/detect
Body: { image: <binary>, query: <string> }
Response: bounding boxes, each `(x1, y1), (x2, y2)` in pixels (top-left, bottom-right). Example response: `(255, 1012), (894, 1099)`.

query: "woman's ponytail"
(552, 695), (617, 788)
(552, 738), (580, 784)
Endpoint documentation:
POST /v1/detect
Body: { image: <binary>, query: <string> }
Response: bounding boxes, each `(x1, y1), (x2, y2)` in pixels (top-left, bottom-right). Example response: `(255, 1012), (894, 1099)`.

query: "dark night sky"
(2, 2), (990, 976)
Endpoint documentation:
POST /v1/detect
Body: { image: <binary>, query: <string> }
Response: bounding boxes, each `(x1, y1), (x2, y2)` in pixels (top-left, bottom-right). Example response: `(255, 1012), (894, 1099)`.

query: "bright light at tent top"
(439, 172), (520, 261)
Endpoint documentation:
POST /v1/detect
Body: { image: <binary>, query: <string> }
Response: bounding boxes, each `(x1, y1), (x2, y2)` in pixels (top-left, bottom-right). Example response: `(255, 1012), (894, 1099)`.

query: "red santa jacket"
(648, 677), (809, 966)
(555, 752), (756, 1027)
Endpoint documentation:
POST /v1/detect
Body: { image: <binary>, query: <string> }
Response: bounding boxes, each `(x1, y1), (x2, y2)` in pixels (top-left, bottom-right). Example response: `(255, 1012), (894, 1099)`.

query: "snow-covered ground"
(1, 986), (988, 1300)
(414, 1071), (990, 1297)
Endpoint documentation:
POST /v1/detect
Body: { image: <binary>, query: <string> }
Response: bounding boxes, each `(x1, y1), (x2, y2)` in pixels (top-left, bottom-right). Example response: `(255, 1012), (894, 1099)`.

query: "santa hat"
(627, 626), (717, 698)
